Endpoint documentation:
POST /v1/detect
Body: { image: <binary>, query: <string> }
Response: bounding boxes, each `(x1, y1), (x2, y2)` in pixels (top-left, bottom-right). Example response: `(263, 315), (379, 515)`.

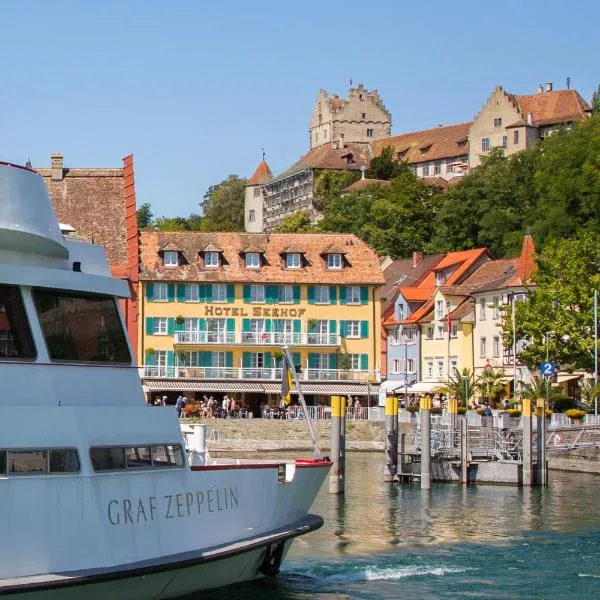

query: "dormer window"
(163, 251), (179, 268)
(435, 271), (446, 285)
(286, 253), (301, 269)
(205, 251), (220, 269)
(327, 253), (342, 269)
(245, 252), (261, 269)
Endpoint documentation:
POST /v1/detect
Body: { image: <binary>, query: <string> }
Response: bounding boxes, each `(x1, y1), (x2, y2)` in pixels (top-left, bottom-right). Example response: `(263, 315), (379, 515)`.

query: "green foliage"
(504, 231), (600, 371)
(565, 408), (586, 420)
(507, 408), (522, 417)
(366, 146), (404, 180)
(592, 84), (600, 115)
(318, 169), (441, 259)
(137, 203), (154, 228)
(476, 367), (508, 404)
(440, 368), (476, 406)
(154, 215), (201, 231)
(200, 175), (246, 231)
(578, 380), (600, 410)
(337, 353), (352, 370)
(552, 396), (578, 413)
(313, 170), (359, 209)
(275, 210), (315, 233)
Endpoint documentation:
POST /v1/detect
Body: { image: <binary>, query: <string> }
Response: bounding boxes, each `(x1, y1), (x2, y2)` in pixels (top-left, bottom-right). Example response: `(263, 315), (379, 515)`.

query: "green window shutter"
(167, 318), (175, 335)
(167, 284), (175, 302)
(330, 286), (337, 304)
(243, 285), (251, 303)
(293, 352), (301, 367)
(176, 284), (185, 302)
(339, 286), (346, 305)
(308, 353), (317, 369)
(265, 320), (272, 333)
(293, 286), (301, 304)
(264, 352), (272, 368)
(307, 286), (315, 304)
(360, 354), (368, 370)
(206, 285), (213, 303)
(340, 320), (346, 338)
(226, 318), (235, 333)
(361, 320), (369, 338)
(328, 353), (338, 370)
(242, 352), (251, 368)
(145, 317), (154, 335)
(242, 318), (250, 332)
(226, 351), (233, 368)
(227, 285), (235, 303)
(146, 283), (154, 302)
(293, 319), (301, 334)
(174, 318), (184, 332)
(198, 351), (207, 367)
(266, 285), (277, 304)
(167, 351), (175, 367)
(198, 284), (207, 303)
(199, 318), (207, 331)
(329, 320), (337, 334)
(361, 286), (369, 305)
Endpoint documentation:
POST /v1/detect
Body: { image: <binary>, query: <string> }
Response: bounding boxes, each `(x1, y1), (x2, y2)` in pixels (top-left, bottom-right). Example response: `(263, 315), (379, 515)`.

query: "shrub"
(552, 397), (577, 413)
(565, 409), (586, 420)
(476, 407), (486, 416)
(430, 406), (443, 415)
(535, 408), (553, 418)
(457, 407), (466, 415)
(507, 409), (522, 417)
(406, 405), (419, 413)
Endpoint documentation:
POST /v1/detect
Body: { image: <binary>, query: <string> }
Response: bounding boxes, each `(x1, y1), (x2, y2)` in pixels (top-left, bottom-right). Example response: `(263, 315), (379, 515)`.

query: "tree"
(592, 84), (600, 115)
(441, 368), (476, 407)
(137, 203), (154, 228)
(476, 367), (508, 406)
(275, 210), (315, 233)
(366, 146), (404, 180)
(200, 175), (246, 231)
(503, 231), (600, 372)
(313, 170), (359, 210)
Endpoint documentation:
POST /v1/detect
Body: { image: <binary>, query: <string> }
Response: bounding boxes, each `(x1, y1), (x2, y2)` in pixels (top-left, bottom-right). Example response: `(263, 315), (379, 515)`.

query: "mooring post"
(448, 397), (458, 442)
(420, 395), (431, 490)
(537, 398), (547, 486)
(384, 395), (398, 482)
(329, 395), (346, 494)
(522, 398), (533, 486)
(460, 416), (469, 485)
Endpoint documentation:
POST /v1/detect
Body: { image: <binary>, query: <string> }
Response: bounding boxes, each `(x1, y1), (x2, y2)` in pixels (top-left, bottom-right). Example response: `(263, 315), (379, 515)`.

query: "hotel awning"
(554, 374), (582, 384)
(407, 382), (446, 394)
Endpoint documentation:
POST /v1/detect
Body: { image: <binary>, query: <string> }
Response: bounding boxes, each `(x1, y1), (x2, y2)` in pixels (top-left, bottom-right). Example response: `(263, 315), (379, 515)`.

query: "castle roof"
(514, 89), (592, 127)
(370, 122), (471, 165)
(247, 160), (273, 186)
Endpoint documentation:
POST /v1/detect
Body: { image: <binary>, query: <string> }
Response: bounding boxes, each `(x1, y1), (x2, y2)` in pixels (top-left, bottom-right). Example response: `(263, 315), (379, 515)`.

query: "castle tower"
(244, 158), (272, 233)
(308, 84), (391, 149)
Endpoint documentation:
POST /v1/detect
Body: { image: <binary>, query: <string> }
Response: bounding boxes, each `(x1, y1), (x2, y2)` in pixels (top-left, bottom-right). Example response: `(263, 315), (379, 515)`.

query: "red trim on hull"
(190, 459), (332, 472)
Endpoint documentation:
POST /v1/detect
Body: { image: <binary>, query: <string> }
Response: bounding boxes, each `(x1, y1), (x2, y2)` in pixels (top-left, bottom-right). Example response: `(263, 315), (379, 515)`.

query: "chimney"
(50, 153), (64, 181)
(537, 84), (543, 94)
(412, 251), (423, 268)
(527, 112), (533, 126)
(545, 82), (553, 92)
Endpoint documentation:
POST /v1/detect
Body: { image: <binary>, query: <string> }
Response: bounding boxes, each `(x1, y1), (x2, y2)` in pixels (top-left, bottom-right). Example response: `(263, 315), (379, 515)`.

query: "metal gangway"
(546, 425), (600, 452)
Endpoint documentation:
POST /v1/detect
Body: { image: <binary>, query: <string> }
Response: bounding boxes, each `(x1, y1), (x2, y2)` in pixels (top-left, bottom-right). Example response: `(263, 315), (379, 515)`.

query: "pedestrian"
(483, 402), (492, 417)
(175, 395), (185, 419)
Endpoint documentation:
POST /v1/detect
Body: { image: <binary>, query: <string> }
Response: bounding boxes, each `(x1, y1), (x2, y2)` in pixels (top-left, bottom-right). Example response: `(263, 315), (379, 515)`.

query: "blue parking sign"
(539, 361), (557, 376)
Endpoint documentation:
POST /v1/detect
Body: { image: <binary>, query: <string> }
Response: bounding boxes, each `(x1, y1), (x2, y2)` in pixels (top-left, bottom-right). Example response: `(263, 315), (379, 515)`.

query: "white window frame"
(204, 251), (219, 269)
(493, 336), (500, 357)
(163, 251), (179, 268)
(436, 300), (444, 319)
(154, 283), (168, 302)
(437, 360), (444, 378)
(153, 317), (167, 335)
(479, 298), (487, 320)
(404, 328), (415, 344)
(314, 286), (331, 304)
(345, 320), (360, 338)
(250, 284), (265, 303)
(346, 286), (361, 305)
(426, 326), (434, 340)
(246, 252), (261, 269)
(327, 253), (342, 270)
(279, 285), (294, 304)
(407, 358), (415, 373)
(480, 336), (487, 358)
(493, 297), (500, 319)
(393, 359), (400, 374)
(482, 137), (490, 151)
(435, 271), (445, 285)
(184, 284), (199, 302)
(286, 253), (301, 269)
(212, 284), (227, 303)
(426, 360), (433, 379)
(397, 302), (405, 321)
(436, 325), (444, 339)
(350, 354), (360, 371)
(388, 329), (398, 346)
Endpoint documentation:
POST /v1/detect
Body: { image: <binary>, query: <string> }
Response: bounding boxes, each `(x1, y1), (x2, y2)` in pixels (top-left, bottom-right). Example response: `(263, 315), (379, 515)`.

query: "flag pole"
(282, 345), (322, 459)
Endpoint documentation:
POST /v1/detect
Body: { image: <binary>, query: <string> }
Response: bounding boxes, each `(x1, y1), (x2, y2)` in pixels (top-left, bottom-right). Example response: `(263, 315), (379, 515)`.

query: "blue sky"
(1, 0), (598, 218)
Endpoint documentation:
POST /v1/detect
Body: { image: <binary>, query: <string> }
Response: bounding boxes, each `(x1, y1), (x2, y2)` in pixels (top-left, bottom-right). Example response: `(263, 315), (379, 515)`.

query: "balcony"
(141, 365), (380, 383)
(173, 331), (340, 347)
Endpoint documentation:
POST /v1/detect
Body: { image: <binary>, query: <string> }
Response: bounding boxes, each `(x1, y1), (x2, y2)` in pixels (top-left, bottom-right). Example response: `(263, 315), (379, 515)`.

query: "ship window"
(0, 448), (80, 474)
(8, 450), (47, 473)
(90, 444), (185, 471)
(33, 289), (131, 364)
(49, 448), (81, 472)
(0, 285), (36, 360)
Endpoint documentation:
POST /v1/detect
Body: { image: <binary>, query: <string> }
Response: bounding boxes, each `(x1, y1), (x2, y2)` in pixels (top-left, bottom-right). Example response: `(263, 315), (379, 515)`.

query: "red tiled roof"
(419, 248), (491, 288)
(370, 122), (471, 165)
(247, 160), (273, 186)
(140, 232), (385, 284)
(515, 90), (592, 127)
(343, 177), (391, 192)
(517, 234), (536, 282)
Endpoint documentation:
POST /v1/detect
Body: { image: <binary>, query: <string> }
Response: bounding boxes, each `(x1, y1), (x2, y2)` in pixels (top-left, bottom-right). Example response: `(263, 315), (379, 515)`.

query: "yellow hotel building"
(138, 231), (384, 411)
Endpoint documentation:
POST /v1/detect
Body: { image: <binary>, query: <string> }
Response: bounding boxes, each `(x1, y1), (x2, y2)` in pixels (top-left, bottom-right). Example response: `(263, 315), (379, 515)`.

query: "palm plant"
(578, 380), (600, 411)
(440, 368), (476, 408)
(475, 367), (507, 406)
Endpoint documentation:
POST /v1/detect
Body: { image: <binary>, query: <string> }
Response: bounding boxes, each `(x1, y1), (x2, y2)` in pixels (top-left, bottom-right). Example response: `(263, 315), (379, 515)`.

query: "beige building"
(244, 159), (272, 233)
(469, 83), (592, 167)
(309, 84), (391, 150)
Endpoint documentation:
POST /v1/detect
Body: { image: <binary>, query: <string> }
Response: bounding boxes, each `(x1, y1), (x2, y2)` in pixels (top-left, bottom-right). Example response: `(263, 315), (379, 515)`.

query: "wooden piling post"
(329, 395), (346, 494)
(448, 397), (458, 443)
(384, 396), (398, 482)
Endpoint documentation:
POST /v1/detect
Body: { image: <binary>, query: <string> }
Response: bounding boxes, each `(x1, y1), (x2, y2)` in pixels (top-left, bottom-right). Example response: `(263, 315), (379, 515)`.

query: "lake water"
(198, 453), (600, 599)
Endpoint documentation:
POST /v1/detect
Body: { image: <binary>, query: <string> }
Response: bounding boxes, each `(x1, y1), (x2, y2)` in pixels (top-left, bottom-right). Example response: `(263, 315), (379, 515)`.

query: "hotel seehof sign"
(203, 305), (308, 318)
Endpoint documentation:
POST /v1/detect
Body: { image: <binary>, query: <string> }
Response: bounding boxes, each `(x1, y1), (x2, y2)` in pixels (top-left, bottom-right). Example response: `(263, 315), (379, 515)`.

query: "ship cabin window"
(0, 448), (80, 474)
(90, 444), (184, 471)
(0, 285), (36, 360)
(33, 289), (131, 364)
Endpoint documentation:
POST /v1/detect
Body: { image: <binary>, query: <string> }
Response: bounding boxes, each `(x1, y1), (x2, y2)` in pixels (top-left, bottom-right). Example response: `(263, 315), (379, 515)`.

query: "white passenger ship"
(0, 161), (330, 598)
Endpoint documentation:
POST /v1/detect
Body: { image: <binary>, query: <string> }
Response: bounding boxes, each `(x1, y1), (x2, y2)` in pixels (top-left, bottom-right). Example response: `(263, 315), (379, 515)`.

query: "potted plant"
(144, 347), (155, 360)
(273, 350), (284, 362)
(175, 315), (185, 325)
(337, 353), (352, 371)
(176, 351), (187, 365)
(307, 318), (318, 331)
(565, 408), (586, 422)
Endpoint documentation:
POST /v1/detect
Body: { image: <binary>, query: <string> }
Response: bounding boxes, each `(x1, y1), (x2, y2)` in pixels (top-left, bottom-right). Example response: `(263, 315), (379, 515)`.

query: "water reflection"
(289, 452), (600, 561)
